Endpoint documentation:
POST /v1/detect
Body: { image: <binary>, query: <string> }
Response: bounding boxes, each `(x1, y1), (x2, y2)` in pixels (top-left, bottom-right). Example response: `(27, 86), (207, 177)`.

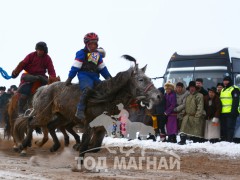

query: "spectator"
(196, 78), (208, 96)
(152, 87), (167, 141)
(204, 87), (222, 143)
(220, 76), (239, 142)
(164, 82), (177, 143)
(174, 82), (189, 131)
(216, 82), (224, 96)
(178, 81), (204, 145)
(10, 85), (18, 95)
(0, 86), (11, 127)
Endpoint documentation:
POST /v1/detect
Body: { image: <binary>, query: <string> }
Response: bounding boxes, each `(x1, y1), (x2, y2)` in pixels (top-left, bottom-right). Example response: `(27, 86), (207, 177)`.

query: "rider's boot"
(75, 89), (88, 124)
(18, 94), (28, 116)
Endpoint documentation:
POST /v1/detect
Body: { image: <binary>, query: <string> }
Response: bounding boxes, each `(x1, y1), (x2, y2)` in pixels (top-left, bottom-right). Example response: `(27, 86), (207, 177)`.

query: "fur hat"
(176, 82), (184, 88)
(208, 87), (217, 93)
(10, 85), (18, 91)
(164, 81), (175, 90)
(0, 86), (6, 91)
(223, 76), (231, 81)
(216, 82), (223, 87)
(186, 81), (196, 90)
(35, 41), (48, 53)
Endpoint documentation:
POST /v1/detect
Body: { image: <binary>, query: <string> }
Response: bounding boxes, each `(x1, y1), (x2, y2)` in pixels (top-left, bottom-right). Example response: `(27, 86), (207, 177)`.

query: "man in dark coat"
(196, 78), (208, 96)
(0, 86), (11, 127)
(152, 87), (167, 141)
(204, 87), (222, 143)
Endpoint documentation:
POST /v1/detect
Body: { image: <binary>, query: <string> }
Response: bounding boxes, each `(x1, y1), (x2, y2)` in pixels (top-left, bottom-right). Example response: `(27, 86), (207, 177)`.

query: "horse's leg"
(58, 126), (69, 147)
(35, 126), (49, 147)
(20, 126), (33, 150)
(79, 126), (93, 163)
(88, 126), (106, 153)
(65, 123), (81, 151)
(47, 115), (65, 152)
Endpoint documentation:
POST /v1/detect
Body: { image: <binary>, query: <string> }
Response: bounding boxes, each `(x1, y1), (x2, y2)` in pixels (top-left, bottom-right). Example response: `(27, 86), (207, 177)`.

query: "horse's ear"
(141, 65), (147, 73)
(133, 64), (139, 74)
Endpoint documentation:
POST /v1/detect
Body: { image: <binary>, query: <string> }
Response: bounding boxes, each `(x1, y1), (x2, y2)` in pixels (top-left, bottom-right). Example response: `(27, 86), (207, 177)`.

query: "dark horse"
(19, 55), (161, 159)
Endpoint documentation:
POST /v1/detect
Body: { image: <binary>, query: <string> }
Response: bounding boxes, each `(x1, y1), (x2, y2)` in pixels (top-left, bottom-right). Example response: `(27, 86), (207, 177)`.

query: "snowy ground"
(1, 128), (240, 179)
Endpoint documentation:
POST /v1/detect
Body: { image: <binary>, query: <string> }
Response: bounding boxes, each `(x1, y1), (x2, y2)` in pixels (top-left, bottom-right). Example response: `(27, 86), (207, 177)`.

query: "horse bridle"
(143, 83), (154, 93)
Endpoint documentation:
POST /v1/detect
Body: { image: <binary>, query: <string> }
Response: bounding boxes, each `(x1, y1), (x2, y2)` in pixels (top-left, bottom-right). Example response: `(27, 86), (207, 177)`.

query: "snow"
(1, 128), (240, 159)
(101, 137), (240, 158)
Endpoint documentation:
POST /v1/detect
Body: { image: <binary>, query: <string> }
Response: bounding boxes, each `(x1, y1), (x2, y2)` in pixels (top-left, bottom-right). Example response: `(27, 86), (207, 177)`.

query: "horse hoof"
(50, 144), (60, 152)
(20, 150), (27, 156)
(73, 143), (81, 151)
(35, 140), (42, 147)
(13, 146), (20, 152)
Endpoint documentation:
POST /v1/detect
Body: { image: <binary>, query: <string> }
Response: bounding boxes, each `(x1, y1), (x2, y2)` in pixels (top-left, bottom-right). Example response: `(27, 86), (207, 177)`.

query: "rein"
(144, 83), (153, 93)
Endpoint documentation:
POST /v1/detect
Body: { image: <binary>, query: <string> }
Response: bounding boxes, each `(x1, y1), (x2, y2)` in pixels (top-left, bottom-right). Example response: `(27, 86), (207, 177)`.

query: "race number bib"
(87, 52), (100, 65)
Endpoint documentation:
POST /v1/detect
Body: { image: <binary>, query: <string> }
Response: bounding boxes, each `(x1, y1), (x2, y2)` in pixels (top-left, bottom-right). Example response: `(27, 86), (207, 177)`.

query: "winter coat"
(68, 47), (111, 80)
(19, 52), (56, 81)
(180, 91), (205, 138)
(204, 95), (222, 120)
(204, 95), (222, 140)
(165, 91), (177, 135)
(174, 90), (189, 120)
(198, 87), (208, 96)
(152, 95), (166, 115)
(0, 93), (11, 109)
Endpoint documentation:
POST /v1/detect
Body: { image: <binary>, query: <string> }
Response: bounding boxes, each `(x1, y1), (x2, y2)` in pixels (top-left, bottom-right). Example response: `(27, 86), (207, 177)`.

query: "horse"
(5, 76), (80, 154)
(13, 115), (80, 155)
(89, 112), (121, 137)
(7, 76), (61, 141)
(18, 55), (161, 161)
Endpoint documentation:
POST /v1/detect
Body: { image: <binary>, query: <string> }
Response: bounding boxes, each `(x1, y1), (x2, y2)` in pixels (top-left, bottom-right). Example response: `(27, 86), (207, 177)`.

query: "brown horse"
(13, 115), (80, 155)
(18, 55), (161, 160)
(7, 76), (65, 154)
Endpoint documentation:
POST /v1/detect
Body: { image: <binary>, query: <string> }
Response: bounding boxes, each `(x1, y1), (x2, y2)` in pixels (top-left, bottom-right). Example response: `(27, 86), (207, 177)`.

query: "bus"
(163, 48), (240, 89)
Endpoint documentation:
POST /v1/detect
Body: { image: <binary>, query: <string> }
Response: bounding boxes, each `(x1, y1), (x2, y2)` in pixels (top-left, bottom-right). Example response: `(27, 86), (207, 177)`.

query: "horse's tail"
(13, 116), (28, 144)
(121, 55), (137, 65)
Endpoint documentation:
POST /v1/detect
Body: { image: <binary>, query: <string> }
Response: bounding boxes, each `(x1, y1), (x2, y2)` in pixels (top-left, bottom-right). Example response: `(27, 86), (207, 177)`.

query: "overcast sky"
(1, 0), (240, 89)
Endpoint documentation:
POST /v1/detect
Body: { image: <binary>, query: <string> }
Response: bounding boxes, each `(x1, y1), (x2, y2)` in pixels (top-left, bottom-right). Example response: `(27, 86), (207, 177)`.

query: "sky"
(1, 0), (240, 89)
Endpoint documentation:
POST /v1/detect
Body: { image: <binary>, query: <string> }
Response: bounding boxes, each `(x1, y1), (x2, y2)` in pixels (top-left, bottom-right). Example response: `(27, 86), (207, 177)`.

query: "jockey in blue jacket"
(65, 32), (112, 123)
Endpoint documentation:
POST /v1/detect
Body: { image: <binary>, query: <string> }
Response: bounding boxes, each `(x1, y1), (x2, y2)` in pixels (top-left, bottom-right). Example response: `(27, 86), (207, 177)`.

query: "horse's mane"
(88, 67), (133, 103)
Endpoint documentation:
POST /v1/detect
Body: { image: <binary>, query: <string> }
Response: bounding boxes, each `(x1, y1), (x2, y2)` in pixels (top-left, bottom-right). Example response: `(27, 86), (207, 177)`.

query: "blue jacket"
(68, 47), (111, 80)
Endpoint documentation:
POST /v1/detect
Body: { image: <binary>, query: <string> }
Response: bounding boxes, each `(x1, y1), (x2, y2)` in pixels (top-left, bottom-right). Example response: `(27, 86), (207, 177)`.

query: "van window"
(165, 71), (193, 88)
(194, 70), (228, 88)
(232, 58), (240, 73)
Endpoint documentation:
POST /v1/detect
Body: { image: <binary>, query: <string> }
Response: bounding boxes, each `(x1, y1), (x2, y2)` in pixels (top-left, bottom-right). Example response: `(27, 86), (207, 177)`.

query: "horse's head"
(122, 55), (161, 109)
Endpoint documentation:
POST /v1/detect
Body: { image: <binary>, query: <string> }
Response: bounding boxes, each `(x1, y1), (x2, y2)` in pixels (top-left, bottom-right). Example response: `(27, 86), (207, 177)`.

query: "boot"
(170, 134), (177, 143)
(167, 135), (177, 143)
(178, 134), (187, 145)
(75, 89), (88, 123)
(18, 94), (28, 115)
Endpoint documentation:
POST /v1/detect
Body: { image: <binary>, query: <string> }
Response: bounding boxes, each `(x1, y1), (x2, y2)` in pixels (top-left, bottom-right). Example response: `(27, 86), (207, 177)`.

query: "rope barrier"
(0, 67), (12, 80)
